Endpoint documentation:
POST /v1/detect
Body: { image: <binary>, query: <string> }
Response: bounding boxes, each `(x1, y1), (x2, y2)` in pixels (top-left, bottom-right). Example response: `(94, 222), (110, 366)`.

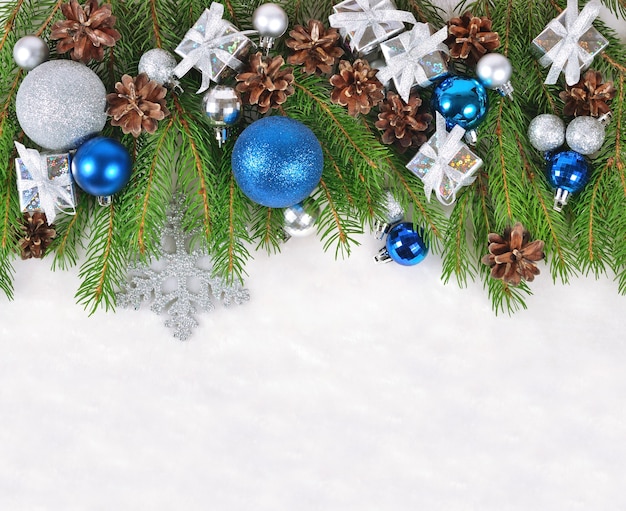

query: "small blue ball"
(431, 76), (489, 130)
(71, 137), (132, 197)
(232, 116), (323, 208)
(386, 222), (428, 266)
(546, 150), (589, 194)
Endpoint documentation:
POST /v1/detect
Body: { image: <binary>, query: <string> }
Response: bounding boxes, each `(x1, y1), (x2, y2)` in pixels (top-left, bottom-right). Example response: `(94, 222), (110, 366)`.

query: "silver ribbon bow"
(418, 113), (478, 206)
(15, 142), (74, 224)
(539, 0), (601, 85)
(329, 0), (416, 51)
(377, 23), (449, 102)
(173, 3), (255, 94)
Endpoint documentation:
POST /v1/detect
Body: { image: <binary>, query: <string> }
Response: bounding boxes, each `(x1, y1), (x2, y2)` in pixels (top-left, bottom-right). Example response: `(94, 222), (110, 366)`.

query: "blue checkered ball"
(231, 116), (323, 208)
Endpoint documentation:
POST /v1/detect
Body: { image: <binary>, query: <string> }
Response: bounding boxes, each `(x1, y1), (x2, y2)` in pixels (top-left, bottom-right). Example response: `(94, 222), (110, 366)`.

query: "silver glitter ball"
(13, 35), (49, 70)
(203, 85), (242, 127)
(527, 114), (565, 153)
(16, 60), (107, 151)
(138, 48), (178, 86)
(381, 189), (404, 224)
(565, 116), (606, 155)
(284, 202), (319, 237)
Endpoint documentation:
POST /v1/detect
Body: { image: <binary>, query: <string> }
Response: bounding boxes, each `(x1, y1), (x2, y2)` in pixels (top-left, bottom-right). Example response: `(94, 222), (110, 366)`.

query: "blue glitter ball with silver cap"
(386, 222), (428, 266)
(231, 116), (323, 208)
(546, 150), (589, 193)
(431, 76), (489, 130)
(71, 136), (132, 197)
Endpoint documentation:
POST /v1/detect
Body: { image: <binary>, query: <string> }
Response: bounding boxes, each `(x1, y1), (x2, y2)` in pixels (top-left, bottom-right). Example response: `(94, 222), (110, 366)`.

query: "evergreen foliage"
(0, 0), (624, 313)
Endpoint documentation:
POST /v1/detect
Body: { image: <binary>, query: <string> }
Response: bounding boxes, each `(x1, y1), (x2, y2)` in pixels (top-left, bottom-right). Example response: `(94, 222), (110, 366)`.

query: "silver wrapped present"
(532, 0), (608, 85)
(14, 142), (76, 223)
(329, 0), (416, 57)
(174, 2), (256, 93)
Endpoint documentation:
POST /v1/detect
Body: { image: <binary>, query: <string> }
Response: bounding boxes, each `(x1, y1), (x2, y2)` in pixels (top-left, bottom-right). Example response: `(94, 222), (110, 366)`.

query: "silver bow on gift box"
(538, 0), (602, 85)
(406, 113), (483, 206)
(377, 23), (449, 102)
(329, 0), (416, 52)
(14, 142), (75, 224)
(173, 2), (256, 94)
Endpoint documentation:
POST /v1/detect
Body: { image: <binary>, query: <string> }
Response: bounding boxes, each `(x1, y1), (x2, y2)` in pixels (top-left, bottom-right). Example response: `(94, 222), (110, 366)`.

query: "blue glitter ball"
(431, 76), (489, 130)
(71, 137), (132, 197)
(546, 150), (589, 194)
(232, 116), (323, 208)
(386, 222), (429, 266)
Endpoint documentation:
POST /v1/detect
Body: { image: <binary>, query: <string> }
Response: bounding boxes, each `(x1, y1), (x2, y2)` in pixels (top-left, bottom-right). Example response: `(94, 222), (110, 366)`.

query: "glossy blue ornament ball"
(546, 150), (589, 194)
(71, 137), (132, 197)
(386, 222), (429, 266)
(431, 76), (489, 130)
(232, 116), (323, 208)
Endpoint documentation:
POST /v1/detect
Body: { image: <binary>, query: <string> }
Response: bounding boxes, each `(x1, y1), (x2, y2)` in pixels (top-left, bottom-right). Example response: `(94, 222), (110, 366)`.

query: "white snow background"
(1, 1), (626, 510)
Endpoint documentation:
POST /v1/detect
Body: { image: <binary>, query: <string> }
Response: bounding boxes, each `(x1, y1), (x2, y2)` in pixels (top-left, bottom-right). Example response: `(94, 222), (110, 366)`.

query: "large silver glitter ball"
(203, 85), (242, 127)
(138, 48), (178, 86)
(527, 114), (566, 153)
(284, 202), (319, 237)
(13, 35), (49, 70)
(565, 116), (606, 155)
(16, 60), (106, 151)
(381, 189), (404, 224)
(252, 3), (288, 38)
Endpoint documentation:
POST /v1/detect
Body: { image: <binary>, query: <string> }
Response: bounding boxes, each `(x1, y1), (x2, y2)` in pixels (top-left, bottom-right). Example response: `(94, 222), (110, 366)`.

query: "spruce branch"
(50, 193), (90, 271)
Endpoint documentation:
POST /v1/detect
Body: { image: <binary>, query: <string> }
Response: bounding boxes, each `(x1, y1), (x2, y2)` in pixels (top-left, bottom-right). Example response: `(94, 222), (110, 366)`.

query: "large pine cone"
(559, 70), (616, 117)
(286, 20), (344, 75)
(50, 0), (121, 63)
(446, 12), (500, 65)
(19, 212), (56, 260)
(375, 92), (432, 153)
(236, 53), (295, 114)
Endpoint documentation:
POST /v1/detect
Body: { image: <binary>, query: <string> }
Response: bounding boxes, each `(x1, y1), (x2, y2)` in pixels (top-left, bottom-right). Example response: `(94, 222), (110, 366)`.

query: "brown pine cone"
(286, 19), (345, 75)
(106, 74), (170, 137)
(446, 12), (500, 65)
(330, 60), (384, 117)
(375, 92), (432, 153)
(481, 223), (545, 286)
(236, 53), (295, 114)
(19, 212), (56, 260)
(559, 70), (616, 117)
(50, 0), (121, 64)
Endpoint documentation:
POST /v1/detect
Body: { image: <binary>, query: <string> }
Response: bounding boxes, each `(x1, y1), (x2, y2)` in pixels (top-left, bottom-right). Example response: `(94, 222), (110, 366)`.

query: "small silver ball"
(381, 190), (404, 224)
(566, 116), (606, 155)
(203, 86), (242, 127)
(138, 49), (178, 86)
(13, 35), (49, 70)
(527, 114), (565, 153)
(476, 53), (512, 89)
(16, 60), (107, 151)
(284, 202), (319, 237)
(252, 3), (289, 38)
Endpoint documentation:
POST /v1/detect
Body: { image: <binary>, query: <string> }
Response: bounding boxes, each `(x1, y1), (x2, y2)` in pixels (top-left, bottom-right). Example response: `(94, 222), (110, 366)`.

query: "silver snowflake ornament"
(117, 198), (250, 340)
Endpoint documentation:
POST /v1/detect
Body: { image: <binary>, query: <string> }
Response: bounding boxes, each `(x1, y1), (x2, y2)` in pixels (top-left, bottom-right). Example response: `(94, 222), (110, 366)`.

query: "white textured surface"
(2, 3), (626, 510)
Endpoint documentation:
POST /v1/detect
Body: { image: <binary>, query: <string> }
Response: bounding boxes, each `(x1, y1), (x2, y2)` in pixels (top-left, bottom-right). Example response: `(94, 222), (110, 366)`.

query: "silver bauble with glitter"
(527, 114), (565, 153)
(253, 3), (288, 50)
(13, 35), (49, 70)
(16, 60), (107, 151)
(565, 116), (606, 155)
(284, 202), (319, 237)
(138, 48), (178, 86)
(203, 85), (242, 127)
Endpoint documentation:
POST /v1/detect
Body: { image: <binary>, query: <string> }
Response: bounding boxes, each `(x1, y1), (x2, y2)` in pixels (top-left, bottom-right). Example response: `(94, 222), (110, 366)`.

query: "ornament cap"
(464, 129), (478, 146)
(374, 220), (392, 240)
(374, 247), (393, 264)
(598, 111), (612, 126)
(553, 188), (570, 212)
(97, 195), (113, 207)
(497, 81), (514, 100)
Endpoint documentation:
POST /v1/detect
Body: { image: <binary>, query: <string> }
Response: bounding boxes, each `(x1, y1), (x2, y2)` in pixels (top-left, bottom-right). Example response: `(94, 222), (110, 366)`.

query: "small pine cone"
(375, 92), (432, 153)
(481, 223), (545, 286)
(286, 19), (345, 75)
(19, 212), (56, 260)
(236, 53), (295, 114)
(446, 12), (500, 65)
(559, 69), (616, 117)
(106, 73), (170, 137)
(50, 0), (121, 64)
(330, 60), (384, 117)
